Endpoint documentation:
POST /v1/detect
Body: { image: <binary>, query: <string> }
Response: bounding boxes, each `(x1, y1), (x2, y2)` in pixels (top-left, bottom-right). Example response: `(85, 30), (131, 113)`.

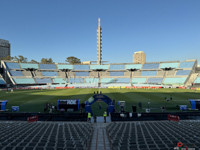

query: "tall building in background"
(97, 18), (102, 65)
(0, 39), (10, 59)
(133, 51), (146, 64)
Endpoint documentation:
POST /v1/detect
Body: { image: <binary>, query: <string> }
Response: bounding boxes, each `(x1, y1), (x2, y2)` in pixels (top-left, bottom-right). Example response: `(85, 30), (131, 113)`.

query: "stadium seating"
(115, 78), (130, 83)
(142, 63), (159, 69)
(132, 78), (146, 84)
(9, 70), (24, 76)
(90, 65), (109, 70)
(179, 61), (195, 69)
(141, 71), (157, 76)
(69, 78), (84, 83)
(160, 62), (179, 69)
(101, 78), (115, 83)
(57, 64), (73, 70)
(52, 78), (67, 84)
(107, 121), (200, 150)
(166, 70), (176, 76)
(110, 72), (124, 76)
(13, 78), (35, 84)
(0, 122), (93, 150)
(39, 64), (57, 70)
(147, 78), (163, 84)
(85, 78), (99, 83)
(0, 78), (6, 84)
(42, 71), (58, 76)
(75, 72), (89, 76)
(74, 65), (89, 70)
(20, 63), (39, 69)
(35, 78), (52, 84)
(110, 65), (125, 70)
(176, 70), (191, 76)
(5, 62), (21, 69)
(163, 77), (186, 85)
(126, 64), (142, 70)
(194, 77), (200, 83)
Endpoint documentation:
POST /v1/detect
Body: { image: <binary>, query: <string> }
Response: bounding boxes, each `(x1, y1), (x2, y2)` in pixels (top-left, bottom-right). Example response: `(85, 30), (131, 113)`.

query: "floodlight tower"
(97, 18), (102, 65)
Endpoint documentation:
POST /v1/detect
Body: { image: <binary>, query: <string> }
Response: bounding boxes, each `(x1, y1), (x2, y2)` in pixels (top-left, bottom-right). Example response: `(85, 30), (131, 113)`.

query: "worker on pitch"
(103, 111), (107, 123)
(88, 112), (91, 122)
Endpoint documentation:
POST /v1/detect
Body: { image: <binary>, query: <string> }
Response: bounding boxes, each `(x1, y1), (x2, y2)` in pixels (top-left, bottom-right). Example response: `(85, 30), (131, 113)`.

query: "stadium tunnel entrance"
(85, 93), (115, 116)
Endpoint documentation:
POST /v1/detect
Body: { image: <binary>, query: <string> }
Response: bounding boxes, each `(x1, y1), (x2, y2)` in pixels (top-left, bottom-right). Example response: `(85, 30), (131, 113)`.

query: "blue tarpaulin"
(189, 99), (197, 110)
(0, 100), (8, 111)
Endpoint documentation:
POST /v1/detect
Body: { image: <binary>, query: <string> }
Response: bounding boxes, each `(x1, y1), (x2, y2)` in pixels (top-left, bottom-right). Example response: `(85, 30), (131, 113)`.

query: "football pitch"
(0, 88), (200, 115)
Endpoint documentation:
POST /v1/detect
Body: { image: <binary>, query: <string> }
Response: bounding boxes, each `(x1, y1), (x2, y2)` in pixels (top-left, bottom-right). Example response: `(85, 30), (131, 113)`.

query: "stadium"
(1, 2), (200, 150)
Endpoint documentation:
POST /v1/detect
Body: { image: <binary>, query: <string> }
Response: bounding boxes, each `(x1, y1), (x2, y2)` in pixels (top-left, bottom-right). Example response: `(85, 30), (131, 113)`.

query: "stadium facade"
(0, 19), (200, 88)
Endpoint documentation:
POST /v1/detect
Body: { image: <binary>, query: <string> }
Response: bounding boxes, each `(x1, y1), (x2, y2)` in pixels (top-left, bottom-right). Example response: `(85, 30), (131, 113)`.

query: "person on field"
(88, 112), (91, 122)
(103, 111), (107, 123)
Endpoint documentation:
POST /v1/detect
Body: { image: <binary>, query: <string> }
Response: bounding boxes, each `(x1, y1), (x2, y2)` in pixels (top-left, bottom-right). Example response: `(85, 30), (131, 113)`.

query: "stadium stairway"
(90, 123), (111, 150)
(185, 73), (199, 87)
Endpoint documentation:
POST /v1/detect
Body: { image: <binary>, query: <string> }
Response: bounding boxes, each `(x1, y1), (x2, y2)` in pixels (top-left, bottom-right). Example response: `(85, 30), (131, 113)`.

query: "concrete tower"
(97, 18), (102, 65)
(133, 51), (146, 64)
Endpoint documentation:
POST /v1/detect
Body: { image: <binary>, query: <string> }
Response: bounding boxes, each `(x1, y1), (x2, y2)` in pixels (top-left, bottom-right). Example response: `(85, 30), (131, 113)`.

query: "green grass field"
(0, 88), (200, 116)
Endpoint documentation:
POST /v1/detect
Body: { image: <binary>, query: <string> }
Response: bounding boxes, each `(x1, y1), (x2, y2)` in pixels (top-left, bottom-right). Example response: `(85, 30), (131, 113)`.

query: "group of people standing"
(87, 111), (107, 123)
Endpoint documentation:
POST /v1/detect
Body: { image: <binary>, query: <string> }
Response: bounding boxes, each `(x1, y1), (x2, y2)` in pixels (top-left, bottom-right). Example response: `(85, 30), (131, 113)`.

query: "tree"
(12, 55), (27, 63)
(41, 58), (54, 64)
(66, 56), (81, 64)
(30, 59), (39, 63)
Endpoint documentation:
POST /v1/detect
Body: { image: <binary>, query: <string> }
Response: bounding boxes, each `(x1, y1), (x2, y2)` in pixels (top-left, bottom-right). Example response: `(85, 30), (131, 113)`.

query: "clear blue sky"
(0, 0), (200, 64)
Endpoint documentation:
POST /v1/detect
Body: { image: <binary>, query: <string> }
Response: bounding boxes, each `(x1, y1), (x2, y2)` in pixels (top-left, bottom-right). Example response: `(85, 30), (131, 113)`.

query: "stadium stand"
(194, 77), (200, 83)
(115, 78), (130, 83)
(20, 63), (39, 69)
(42, 71), (58, 76)
(5, 62), (20, 69)
(52, 78), (67, 84)
(57, 64), (73, 70)
(90, 65), (109, 70)
(35, 78), (52, 84)
(0, 77), (6, 85)
(13, 78), (36, 84)
(126, 64), (142, 70)
(110, 65), (125, 70)
(9, 70), (24, 76)
(159, 62), (179, 69)
(179, 61), (195, 69)
(176, 70), (191, 76)
(141, 71), (157, 76)
(39, 64), (57, 70)
(132, 78), (147, 84)
(163, 77), (186, 85)
(142, 63), (159, 69)
(0, 59), (197, 87)
(85, 78), (99, 83)
(106, 121), (200, 150)
(74, 65), (89, 70)
(0, 122), (93, 150)
(110, 72), (124, 76)
(147, 78), (163, 84)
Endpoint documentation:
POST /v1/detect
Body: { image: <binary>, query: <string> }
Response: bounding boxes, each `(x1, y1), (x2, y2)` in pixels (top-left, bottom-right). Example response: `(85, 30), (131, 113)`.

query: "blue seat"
(39, 64), (57, 70)
(110, 65), (125, 70)
(85, 78), (99, 83)
(163, 78), (186, 84)
(42, 72), (58, 76)
(110, 72), (124, 76)
(10, 71), (24, 76)
(69, 78), (83, 83)
(13, 78), (35, 84)
(160, 63), (179, 69)
(75, 72), (89, 76)
(147, 78), (163, 84)
(126, 64), (142, 70)
(74, 65), (89, 70)
(90, 65), (109, 70)
(20, 63), (39, 69)
(57, 64), (73, 70)
(194, 77), (200, 83)
(176, 70), (191, 76)
(52, 78), (67, 84)
(142, 63), (159, 69)
(0, 78), (6, 84)
(141, 71), (157, 76)
(132, 78), (146, 84)
(36, 78), (52, 84)
(5, 62), (20, 69)
(179, 61), (195, 68)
